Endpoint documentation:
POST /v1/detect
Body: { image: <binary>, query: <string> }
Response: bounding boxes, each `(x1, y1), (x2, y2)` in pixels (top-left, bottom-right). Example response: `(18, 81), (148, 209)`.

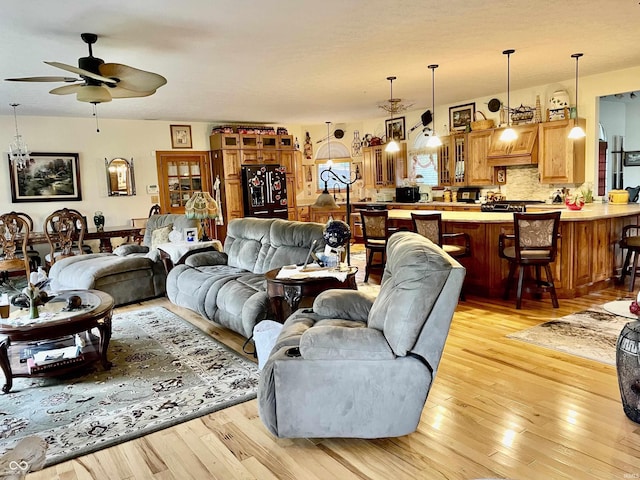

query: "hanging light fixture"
(8, 103), (30, 170)
(385, 76), (401, 153)
(426, 64), (442, 148)
(568, 52), (586, 140)
(500, 49), (517, 142)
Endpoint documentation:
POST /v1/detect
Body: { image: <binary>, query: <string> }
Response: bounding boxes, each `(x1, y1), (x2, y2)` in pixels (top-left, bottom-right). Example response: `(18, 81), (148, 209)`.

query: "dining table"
(26, 225), (144, 253)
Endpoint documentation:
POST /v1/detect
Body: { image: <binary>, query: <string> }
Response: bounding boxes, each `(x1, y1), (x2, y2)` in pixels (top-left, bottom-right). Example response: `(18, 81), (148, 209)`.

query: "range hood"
(486, 124), (538, 166)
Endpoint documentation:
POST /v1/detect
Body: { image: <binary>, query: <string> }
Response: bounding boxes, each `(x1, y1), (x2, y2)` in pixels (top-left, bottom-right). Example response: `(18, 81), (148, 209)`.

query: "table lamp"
(185, 192), (219, 241)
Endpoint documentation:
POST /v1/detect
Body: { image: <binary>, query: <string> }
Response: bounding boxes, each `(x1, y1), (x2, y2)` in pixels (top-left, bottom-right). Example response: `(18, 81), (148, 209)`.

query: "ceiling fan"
(5, 33), (167, 104)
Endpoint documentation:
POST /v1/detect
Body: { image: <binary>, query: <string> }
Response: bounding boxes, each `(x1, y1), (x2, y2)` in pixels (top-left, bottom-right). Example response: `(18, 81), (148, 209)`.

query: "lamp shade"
(185, 192), (219, 219)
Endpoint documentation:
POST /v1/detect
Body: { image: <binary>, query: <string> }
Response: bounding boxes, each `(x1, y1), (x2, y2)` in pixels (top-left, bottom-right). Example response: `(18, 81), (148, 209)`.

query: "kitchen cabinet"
(362, 143), (407, 188)
(487, 124), (538, 166)
(437, 135), (452, 186)
(239, 134), (283, 164)
(437, 134), (466, 186)
(538, 118), (585, 184)
(466, 129), (494, 185)
(156, 151), (211, 215)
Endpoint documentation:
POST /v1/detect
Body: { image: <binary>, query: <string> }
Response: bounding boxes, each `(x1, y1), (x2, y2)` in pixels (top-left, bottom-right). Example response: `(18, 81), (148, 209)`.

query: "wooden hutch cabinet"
(466, 129), (494, 185)
(210, 132), (298, 238)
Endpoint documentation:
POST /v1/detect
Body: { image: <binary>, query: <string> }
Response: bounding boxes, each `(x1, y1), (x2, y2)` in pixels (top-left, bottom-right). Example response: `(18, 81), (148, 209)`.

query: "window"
(410, 152), (438, 186)
(316, 161), (351, 191)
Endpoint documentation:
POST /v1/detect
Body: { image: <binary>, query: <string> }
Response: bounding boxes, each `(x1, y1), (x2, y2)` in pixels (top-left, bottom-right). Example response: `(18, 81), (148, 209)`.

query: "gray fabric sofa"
(258, 231), (465, 438)
(48, 214), (197, 305)
(166, 217), (326, 339)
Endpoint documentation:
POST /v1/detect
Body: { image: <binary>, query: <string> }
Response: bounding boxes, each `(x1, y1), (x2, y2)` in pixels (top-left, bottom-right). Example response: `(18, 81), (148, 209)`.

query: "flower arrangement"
(565, 189), (585, 210)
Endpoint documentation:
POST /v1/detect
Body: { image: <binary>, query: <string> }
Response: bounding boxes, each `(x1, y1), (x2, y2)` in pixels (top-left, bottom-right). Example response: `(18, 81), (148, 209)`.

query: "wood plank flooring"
(24, 276), (640, 479)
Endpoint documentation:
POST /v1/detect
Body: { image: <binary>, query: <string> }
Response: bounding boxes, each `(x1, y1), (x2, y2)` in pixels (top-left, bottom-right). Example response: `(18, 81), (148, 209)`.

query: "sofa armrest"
(113, 244), (149, 256)
(300, 325), (394, 360)
(312, 290), (374, 322)
(184, 250), (229, 267)
(175, 246), (220, 266)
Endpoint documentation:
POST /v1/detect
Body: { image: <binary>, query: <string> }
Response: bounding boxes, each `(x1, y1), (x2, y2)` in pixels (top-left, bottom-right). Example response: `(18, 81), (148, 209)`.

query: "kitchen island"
(352, 202), (640, 299)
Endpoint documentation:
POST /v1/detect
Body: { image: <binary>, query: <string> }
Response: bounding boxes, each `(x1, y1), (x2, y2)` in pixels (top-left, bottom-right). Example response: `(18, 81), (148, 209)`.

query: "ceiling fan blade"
(45, 61), (116, 85)
(99, 63), (166, 92)
(109, 87), (155, 99)
(5, 76), (80, 83)
(50, 84), (83, 95)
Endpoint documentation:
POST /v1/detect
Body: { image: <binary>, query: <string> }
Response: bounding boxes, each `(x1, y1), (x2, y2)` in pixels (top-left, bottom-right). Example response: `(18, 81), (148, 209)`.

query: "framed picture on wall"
(170, 124), (192, 149)
(624, 151), (640, 166)
(385, 116), (406, 141)
(8, 152), (82, 202)
(449, 103), (475, 131)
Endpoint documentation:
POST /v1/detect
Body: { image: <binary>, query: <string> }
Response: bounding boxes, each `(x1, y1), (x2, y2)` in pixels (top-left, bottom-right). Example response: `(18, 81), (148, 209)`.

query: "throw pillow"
(113, 244), (149, 256)
(150, 223), (173, 250)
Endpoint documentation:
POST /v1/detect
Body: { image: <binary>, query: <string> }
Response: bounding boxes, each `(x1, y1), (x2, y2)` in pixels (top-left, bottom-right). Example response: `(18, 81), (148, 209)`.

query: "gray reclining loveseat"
(258, 232), (465, 438)
(166, 217), (326, 339)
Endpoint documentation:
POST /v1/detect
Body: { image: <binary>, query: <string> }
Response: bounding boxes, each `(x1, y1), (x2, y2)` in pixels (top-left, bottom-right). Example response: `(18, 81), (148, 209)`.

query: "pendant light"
(385, 76), (401, 153)
(8, 103), (30, 170)
(568, 53), (586, 139)
(500, 49), (517, 142)
(426, 64), (442, 148)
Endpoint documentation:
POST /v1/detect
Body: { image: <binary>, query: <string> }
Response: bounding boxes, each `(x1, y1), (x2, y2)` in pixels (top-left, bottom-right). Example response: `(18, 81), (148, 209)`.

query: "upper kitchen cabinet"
(362, 143), (407, 188)
(487, 124), (538, 166)
(466, 129), (494, 185)
(538, 118), (585, 184)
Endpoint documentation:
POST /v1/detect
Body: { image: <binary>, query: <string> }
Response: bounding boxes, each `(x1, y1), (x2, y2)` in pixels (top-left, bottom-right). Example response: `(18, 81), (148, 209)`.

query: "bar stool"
(360, 210), (389, 282)
(619, 225), (640, 291)
(498, 211), (561, 309)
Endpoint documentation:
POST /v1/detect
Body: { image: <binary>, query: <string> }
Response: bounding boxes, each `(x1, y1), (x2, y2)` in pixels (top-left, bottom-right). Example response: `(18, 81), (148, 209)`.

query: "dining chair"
(6, 211), (42, 271)
(360, 210), (389, 282)
(498, 211), (561, 309)
(44, 208), (87, 268)
(0, 212), (31, 282)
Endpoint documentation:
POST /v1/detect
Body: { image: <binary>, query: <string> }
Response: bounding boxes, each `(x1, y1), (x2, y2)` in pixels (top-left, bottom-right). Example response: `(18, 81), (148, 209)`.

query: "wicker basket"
(470, 111), (495, 131)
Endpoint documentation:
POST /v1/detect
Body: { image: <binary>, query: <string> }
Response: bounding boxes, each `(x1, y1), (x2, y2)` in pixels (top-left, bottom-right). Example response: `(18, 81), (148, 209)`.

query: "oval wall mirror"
(105, 157), (136, 196)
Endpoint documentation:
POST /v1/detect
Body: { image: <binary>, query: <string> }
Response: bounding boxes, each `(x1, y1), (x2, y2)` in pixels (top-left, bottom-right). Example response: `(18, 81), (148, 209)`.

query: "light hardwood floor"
(25, 275), (640, 479)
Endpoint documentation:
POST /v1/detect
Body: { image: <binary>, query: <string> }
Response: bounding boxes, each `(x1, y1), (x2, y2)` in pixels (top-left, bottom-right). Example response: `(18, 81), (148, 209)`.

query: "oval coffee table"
(0, 289), (114, 393)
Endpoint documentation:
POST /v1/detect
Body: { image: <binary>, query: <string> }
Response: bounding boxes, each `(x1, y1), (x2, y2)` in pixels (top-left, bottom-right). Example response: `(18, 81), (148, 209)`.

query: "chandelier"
(378, 77), (413, 116)
(9, 103), (30, 170)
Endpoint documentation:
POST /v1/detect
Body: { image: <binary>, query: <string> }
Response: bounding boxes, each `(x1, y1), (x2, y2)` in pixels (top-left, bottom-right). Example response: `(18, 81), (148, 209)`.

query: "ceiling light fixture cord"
(500, 49), (517, 142)
(427, 65), (442, 148)
(92, 103), (100, 133)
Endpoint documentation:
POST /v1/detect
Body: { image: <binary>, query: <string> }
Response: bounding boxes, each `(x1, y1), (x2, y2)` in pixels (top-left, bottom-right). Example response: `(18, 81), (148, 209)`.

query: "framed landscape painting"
(8, 152), (82, 202)
(449, 103), (475, 131)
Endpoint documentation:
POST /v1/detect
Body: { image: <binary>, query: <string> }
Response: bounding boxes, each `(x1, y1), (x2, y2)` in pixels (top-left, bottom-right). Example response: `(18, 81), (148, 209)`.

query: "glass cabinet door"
(157, 152), (210, 214)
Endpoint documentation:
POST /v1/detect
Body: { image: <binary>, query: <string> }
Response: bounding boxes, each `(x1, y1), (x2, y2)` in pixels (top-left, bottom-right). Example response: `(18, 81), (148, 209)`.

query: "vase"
(94, 211), (105, 231)
(617, 321), (640, 424)
(29, 300), (39, 320)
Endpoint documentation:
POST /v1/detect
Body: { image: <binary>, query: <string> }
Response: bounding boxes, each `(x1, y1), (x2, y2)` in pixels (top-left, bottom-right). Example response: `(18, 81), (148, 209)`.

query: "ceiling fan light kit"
(5, 33), (166, 105)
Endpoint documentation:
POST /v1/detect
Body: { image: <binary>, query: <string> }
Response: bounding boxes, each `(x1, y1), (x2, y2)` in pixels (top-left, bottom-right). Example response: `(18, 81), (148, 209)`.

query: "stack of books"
(21, 337), (85, 374)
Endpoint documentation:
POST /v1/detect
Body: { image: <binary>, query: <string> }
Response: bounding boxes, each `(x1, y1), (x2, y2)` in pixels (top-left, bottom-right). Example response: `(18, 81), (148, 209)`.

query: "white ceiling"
(2, 0), (640, 125)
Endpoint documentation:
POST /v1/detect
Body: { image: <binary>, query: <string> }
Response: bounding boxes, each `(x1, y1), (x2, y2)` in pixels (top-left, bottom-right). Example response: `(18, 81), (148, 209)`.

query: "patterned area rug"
(507, 305), (634, 365)
(0, 306), (259, 470)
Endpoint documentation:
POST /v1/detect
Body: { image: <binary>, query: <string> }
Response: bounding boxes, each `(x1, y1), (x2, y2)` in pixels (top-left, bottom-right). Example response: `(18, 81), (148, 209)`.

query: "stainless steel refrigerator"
(241, 165), (288, 219)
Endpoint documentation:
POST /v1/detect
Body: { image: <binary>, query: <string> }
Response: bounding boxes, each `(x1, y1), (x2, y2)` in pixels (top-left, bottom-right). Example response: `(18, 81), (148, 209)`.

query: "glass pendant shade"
(568, 53), (586, 140)
(77, 85), (112, 103)
(314, 121), (340, 209)
(427, 64), (442, 148)
(499, 49), (517, 142)
(385, 140), (400, 153)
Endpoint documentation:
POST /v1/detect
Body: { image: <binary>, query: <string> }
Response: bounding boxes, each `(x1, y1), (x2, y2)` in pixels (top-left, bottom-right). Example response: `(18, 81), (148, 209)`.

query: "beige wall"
(2, 64), (640, 224)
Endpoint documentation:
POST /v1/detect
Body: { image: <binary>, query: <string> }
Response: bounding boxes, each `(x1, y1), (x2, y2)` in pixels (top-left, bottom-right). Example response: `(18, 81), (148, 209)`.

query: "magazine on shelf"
(32, 345), (82, 366)
(27, 353), (86, 374)
(19, 337), (75, 363)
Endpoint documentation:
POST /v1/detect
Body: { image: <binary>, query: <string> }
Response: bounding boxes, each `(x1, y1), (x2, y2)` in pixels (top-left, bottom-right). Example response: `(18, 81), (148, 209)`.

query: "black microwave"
(396, 186), (420, 203)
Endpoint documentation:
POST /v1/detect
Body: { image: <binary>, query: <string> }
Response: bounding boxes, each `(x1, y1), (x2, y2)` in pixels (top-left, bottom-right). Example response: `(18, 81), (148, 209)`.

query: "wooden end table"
(0, 289), (114, 393)
(265, 266), (358, 322)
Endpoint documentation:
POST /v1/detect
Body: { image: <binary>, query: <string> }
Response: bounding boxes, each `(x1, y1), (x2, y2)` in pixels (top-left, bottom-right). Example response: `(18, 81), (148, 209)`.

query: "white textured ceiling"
(1, 0), (640, 124)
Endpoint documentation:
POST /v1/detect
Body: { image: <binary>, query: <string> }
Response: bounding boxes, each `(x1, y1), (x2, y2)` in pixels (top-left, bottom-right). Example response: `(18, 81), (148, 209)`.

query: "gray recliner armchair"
(258, 231), (465, 438)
